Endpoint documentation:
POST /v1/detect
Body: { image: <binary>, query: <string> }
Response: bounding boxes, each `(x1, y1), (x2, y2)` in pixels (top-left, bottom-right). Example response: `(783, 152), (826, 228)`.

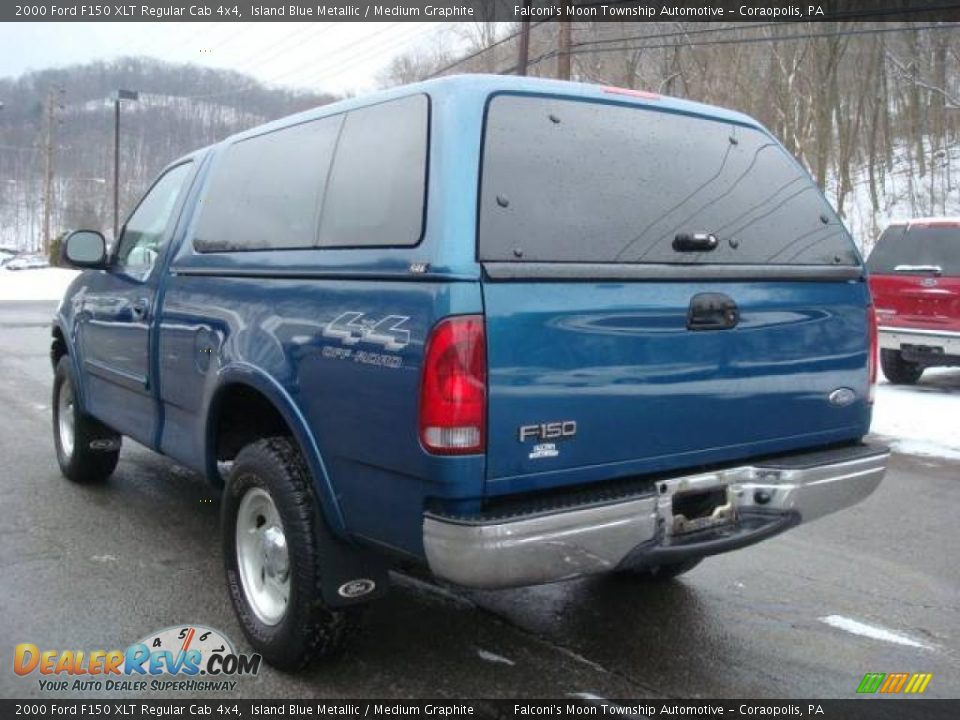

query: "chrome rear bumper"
(423, 444), (888, 589)
(879, 326), (960, 355)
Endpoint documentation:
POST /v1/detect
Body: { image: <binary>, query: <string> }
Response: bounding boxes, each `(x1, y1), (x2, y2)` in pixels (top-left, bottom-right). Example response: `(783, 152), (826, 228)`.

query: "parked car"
(5, 254), (50, 271)
(867, 217), (960, 383)
(51, 75), (888, 671)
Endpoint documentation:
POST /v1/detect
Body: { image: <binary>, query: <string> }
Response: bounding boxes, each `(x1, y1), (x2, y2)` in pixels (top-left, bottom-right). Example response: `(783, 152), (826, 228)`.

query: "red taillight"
(867, 304), (878, 403)
(419, 315), (486, 455)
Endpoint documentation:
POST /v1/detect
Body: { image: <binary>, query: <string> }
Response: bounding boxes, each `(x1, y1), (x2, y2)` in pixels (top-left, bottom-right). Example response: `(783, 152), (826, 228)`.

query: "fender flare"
(52, 316), (88, 413)
(205, 362), (347, 536)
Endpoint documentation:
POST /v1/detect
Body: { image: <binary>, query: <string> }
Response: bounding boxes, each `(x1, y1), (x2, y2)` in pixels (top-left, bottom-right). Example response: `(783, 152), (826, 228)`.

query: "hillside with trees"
(0, 57), (336, 249)
(1, 23), (957, 254)
(384, 20), (960, 250)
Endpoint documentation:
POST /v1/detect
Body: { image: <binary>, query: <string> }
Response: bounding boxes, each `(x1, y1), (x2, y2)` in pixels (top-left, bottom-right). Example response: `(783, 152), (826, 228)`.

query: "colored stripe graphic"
(880, 672), (907, 693)
(857, 673), (885, 693)
(858, 672), (932, 694)
(904, 673), (933, 694)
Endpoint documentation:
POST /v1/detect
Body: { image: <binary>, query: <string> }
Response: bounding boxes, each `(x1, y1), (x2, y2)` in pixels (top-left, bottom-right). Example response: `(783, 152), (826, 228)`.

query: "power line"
(574, 1), (960, 50)
(571, 21), (798, 50)
(269, 22), (412, 86)
(179, 23), (410, 100)
(229, 23), (335, 75)
(161, 21), (230, 56)
(204, 21), (266, 55)
(181, 22), (448, 100)
(430, 4), (960, 79)
(113, 21), (230, 62)
(292, 22), (448, 90)
(525, 22), (960, 71)
(180, 23), (339, 98)
(426, 21), (550, 79)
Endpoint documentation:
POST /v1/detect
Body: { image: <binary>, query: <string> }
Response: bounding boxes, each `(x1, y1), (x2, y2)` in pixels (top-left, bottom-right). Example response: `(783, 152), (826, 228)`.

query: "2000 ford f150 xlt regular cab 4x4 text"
(51, 75), (888, 670)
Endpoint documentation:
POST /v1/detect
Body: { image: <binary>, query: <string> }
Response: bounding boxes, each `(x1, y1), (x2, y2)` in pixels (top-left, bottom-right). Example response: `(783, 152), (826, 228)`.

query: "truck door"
(78, 161), (195, 447)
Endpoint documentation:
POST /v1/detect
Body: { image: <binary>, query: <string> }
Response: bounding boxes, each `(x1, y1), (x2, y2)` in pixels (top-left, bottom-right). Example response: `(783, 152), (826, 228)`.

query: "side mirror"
(62, 230), (108, 269)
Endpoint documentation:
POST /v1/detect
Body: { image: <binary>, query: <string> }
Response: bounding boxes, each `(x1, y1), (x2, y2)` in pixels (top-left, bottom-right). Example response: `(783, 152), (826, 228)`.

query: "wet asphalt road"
(0, 300), (957, 701)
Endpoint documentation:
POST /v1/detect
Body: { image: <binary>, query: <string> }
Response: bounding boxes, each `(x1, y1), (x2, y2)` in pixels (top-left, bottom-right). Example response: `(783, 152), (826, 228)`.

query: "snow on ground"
(870, 368), (960, 461)
(0, 267), (79, 301)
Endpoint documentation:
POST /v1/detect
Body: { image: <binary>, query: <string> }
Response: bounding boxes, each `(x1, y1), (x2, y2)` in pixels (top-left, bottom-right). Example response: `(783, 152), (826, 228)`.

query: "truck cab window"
(116, 162), (193, 281)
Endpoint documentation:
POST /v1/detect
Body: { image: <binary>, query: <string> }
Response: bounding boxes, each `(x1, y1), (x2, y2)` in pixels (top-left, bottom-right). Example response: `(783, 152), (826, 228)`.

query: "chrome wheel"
(235, 487), (290, 625)
(57, 380), (75, 459)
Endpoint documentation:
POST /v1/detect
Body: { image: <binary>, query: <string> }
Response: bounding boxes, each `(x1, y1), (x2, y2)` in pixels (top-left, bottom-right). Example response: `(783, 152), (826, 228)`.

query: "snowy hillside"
(827, 137), (960, 254)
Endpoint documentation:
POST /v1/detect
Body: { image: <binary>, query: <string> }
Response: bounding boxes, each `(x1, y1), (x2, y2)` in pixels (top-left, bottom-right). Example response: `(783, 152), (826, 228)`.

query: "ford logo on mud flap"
(89, 438), (121, 451)
(338, 579), (376, 599)
(828, 388), (856, 407)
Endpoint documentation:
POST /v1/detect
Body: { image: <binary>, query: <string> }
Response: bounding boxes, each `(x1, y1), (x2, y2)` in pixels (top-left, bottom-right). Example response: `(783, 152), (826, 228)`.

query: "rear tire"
(619, 558), (703, 581)
(880, 349), (923, 385)
(222, 437), (359, 671)
(52, 356), (120, 483)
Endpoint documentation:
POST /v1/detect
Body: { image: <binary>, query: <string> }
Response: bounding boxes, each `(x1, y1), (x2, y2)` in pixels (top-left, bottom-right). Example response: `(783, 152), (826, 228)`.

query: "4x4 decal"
(322, 312), (411, 352)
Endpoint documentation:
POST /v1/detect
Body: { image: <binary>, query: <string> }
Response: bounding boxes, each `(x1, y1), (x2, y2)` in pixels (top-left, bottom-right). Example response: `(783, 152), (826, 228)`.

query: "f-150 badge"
(518, 421), (577, 443)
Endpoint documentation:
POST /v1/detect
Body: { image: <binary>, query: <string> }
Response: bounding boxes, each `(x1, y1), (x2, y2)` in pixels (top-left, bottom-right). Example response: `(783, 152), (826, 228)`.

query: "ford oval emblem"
(828, 388), (856, 407)
(921, 277), (937, 287)
(338, 579), (376, 599)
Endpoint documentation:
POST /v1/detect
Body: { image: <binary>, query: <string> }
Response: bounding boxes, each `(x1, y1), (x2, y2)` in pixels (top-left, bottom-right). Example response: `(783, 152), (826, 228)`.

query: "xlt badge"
(519, 421), (577, 443)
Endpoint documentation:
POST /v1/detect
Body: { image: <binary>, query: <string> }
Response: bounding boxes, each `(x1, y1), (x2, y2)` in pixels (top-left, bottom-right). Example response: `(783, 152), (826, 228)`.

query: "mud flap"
(312, 503), (392, 608)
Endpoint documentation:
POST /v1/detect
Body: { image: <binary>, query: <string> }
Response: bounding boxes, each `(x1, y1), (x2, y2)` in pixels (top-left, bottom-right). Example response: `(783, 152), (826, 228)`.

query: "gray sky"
(0, 22), (457, 94)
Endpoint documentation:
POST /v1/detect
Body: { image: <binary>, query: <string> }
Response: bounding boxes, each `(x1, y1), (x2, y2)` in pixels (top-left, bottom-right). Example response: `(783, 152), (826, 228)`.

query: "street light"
(111, 89), (138, 239)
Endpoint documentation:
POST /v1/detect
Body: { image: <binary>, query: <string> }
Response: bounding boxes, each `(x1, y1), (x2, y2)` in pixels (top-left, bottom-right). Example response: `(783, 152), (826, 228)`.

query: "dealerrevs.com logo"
(14, 625), (261, 693)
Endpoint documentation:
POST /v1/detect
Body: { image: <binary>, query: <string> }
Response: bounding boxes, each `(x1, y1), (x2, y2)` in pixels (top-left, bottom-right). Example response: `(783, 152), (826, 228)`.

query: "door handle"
(687, 293), (739, 331)
(131, 299), (150, 321)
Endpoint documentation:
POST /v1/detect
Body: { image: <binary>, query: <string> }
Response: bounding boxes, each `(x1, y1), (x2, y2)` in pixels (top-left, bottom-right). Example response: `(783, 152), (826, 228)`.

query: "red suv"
(867, 218), (960, 384)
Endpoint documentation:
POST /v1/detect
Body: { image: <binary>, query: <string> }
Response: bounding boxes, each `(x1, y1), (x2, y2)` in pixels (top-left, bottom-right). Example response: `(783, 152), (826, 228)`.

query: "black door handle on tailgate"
(687, 292), (739, 331)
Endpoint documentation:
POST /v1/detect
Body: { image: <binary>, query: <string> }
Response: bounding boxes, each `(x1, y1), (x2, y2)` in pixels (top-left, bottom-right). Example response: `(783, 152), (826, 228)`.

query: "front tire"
(222, 437), (358, 671)
(880, 349), (923, 385)
(52, 356), (120, 483)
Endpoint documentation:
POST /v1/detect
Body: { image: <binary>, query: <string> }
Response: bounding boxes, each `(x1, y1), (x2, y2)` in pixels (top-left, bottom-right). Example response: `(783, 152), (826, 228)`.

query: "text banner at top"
(5, 0), (960, 23)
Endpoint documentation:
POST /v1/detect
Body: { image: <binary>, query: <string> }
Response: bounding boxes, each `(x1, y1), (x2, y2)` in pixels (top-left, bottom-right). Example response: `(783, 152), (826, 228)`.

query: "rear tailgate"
(478, 93), (871, 495)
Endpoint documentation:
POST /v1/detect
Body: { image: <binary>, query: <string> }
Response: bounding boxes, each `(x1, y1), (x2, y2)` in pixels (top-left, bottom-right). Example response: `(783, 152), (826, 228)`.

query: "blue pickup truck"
(52, 75), (888, 670)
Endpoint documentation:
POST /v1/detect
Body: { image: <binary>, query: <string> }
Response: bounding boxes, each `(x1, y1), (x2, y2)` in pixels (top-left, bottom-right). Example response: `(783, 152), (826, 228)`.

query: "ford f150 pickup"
(867, 217), (960, 383)
(51, 75), (889, 670)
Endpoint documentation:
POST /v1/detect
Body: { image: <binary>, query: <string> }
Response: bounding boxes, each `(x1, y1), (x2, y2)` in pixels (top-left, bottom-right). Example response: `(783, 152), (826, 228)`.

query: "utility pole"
(557, 20), (572, 81)
(112, 89), (138, 239)
(113, 98), (120, 239)
(517, 0), (532, 76)
(42, 86), (61, 256)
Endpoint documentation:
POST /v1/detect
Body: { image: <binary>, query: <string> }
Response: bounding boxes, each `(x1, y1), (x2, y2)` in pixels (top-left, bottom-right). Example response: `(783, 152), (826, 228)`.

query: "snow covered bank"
(0, 267), (80, 301)
(870, 368), (960, 461)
